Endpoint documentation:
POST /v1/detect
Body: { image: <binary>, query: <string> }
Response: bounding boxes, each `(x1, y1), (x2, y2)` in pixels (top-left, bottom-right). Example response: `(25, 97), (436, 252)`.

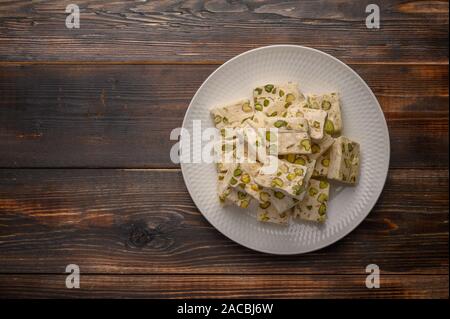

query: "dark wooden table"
(0, 0), (448, 299)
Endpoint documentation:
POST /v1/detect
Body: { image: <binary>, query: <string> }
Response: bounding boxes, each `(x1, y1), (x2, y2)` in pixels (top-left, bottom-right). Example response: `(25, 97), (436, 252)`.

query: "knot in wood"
(129, 224), (152, 248)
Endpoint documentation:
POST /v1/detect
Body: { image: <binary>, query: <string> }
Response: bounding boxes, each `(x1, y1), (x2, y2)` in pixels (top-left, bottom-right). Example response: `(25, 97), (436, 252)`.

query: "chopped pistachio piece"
(300, 139), (311, 152)
(241, 173), (251, 184)
(241, 102), (253, 113)
(274, 191), (285, 199)
(327, 136), (360, 184)
(240, 199), (250, 208)
(286, 154), (296, 163)
(285, 93), (295, 103)
(322, 100), (331, 110)
(271, 177), (284, 187)
(264, 84), (274, 93)
(259, 201), (271, 209)
(286, 173), (296, 181)
(274, 120), (287, 128)
(324, 119), (334, 135)
(214, 115), (222, 124)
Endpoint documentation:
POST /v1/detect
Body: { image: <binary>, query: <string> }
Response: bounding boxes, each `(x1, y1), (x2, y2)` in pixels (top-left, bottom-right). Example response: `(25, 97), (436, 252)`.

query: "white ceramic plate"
(181, 45), (390, 254)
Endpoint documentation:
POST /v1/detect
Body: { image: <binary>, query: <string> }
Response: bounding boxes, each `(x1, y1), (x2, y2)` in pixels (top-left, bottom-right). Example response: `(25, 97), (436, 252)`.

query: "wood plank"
(0, 0), (448, 63)
(0, 64), (448, 168)
(0, 168), (447, 275)
(0, 274), (447, 298)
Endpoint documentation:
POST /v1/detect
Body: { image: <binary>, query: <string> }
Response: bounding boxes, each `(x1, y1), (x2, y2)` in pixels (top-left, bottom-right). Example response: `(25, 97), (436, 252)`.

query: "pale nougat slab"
(231, 162), (262, 201)
(276, 131), (312, 155)
(237, 120), (267, 162)
(239, 162), (299, 213)
(277, 154), (317, 200)
(306, 93), (342, 135)
(240, 120), (312, 157)
(264, 117), (309, 132)
(264, 116), (311, 155)
(217, 163), (237, 199)
(253, 83), (304, 117)
(286, 104), (327, 141)
(226, 162), (298, 214)
(217, 162), (257, 209)
(299, 108), (327, 141)
(214, 137), (237, 167)
(256, 188), (298, 214)
(257, 204), (290, 225)
(210, 99), (254, 129)
(223, 188), (253, 209)
(309, 134), (335, 160)
(292, 179), (330, 223)
(254, 157), (310, 200)
(327, 136), (360, 184)
(312, 149), (331, 178)
(251, 111), (268, 128)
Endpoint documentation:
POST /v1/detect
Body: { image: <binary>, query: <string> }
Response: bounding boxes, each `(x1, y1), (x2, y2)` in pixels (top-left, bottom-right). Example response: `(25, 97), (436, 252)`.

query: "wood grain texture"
(0, 0), (448, 299)
(0, 64), (448, 168)
(0, 0), (448, 63)
(0, 168), (447, 275)
(0, 274), (447, 298)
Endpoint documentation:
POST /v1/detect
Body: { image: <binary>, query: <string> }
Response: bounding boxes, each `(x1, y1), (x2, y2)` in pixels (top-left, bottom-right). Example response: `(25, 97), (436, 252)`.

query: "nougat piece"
(243, 180), (298, 214)
(257, 188), (298, 214)
(264, 117), (311, 155)
(286, 104), (327, 141)
(312, 149), (331, 178)
(278, 154), (317, 199)
(306, 93), (342, 135)
(237, 121), (267, 162)
(300, 108), (327, 141)
(223, 188), (253, 208)
(218, 163), (255, 208)
(210, 99), (254, 129)
(253, 83), (304, 117)
(240, 162), (297, 211)
(309, 134), (335, 160)
(214, 137), (237, 166)
(327, 136), (360, 184)
(292, 179), (330, 223)
(254, 157), (310, 200)
(276, 131), (312, 155)
(250, 111), (268, 128)
(264, 117), (309, 132)
(257, 204), (290, 225)
(217, 163), (237, 198)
